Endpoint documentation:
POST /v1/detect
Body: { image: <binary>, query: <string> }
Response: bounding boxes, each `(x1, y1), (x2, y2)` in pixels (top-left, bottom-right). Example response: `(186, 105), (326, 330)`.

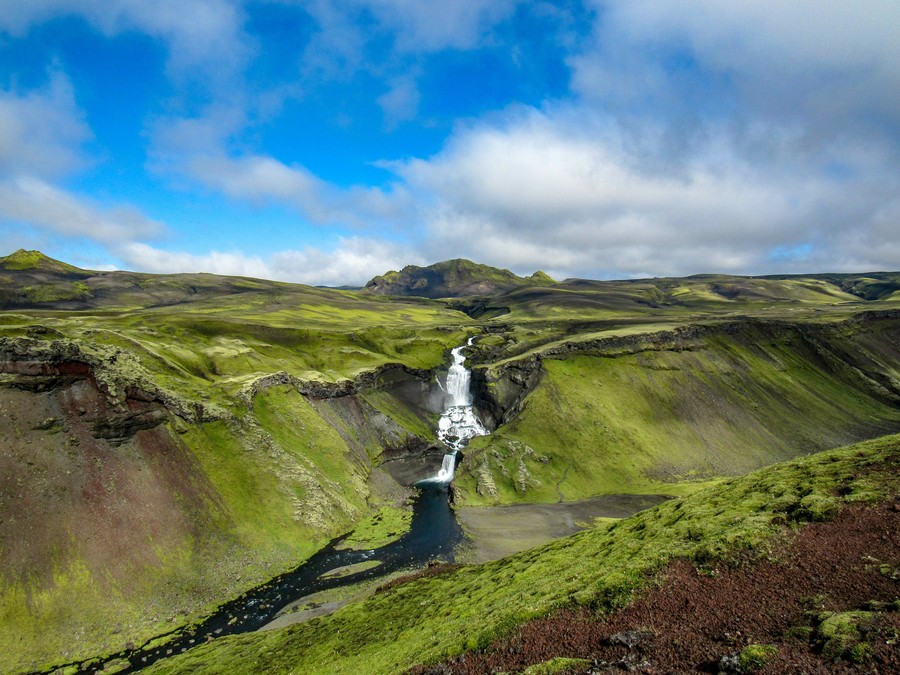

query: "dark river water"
(44, 483), (462, 674)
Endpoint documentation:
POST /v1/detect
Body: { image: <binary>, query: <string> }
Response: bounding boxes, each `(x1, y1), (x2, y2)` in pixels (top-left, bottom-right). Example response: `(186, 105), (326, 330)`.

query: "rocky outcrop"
(237, 363), (433, 406)
(0, 336), (221, 431)
(472, 358), (544, 430)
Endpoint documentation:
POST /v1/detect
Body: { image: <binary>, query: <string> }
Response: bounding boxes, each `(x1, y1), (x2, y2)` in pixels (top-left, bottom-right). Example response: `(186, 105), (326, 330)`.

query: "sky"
(0, 1), (899, 286)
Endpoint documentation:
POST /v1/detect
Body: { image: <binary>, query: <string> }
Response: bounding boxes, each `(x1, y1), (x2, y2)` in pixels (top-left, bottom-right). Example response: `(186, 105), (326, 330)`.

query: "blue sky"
(1, 1), (898, 285)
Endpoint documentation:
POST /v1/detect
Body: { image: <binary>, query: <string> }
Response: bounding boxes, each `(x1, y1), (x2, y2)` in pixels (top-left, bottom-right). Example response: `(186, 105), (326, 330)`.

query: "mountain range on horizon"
(2, 248), (900, 311)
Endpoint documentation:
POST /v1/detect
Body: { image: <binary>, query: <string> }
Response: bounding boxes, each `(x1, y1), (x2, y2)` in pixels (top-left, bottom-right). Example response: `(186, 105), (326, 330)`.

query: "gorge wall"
(457, 311), (900, 504)
(0, 336), (445, 673)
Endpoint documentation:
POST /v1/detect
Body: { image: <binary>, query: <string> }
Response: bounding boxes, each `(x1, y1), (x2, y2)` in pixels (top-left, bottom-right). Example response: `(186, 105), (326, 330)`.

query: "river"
(52, 341), (485, 674)
(53, 340), (667, 674)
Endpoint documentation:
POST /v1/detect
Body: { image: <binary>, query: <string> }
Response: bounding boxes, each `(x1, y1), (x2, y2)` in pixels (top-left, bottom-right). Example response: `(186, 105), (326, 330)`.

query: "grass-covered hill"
(363, 258), (555, 299)
(144, 434), (900, 674)
(1, 250), (899, 673)
(0, 249), (431, 312)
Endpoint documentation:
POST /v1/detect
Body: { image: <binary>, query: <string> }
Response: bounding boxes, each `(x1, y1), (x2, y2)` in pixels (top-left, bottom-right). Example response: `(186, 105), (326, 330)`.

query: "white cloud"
(120, 237), (421, 286)
(186, 154), (411, 228)
(0, 74), (90, 179)
(0, 0), (250, 84)
(359, 0), (519, 51)
(573, 1), (900, 142)
(0, 177), (164, 243)
(394, 108), (900, 278)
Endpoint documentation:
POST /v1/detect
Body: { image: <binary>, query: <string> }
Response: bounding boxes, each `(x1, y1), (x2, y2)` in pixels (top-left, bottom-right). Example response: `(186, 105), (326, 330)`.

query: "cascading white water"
(424, 337), (489, 485)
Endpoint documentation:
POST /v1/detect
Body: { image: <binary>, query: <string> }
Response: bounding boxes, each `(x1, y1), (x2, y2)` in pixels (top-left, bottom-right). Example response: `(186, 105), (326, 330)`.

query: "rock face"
(363, 259), (554, 299)
(471, 358), (545, 431)
(0, 336), (218, 422)
(0, 338), (217, 602)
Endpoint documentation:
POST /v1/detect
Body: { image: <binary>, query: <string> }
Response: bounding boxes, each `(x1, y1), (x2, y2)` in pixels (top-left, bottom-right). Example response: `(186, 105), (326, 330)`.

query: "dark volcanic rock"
(471, 358), (544, 431)
(363, 259), (554, 299)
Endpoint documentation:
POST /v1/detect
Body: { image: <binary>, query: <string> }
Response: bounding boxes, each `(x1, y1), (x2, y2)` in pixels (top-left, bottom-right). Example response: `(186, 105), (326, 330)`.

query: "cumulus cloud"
(121, 237), (421, 286)
(0, 177), (164, 243)
(395, 107), (900, 278)
(0, 0), (250, 84)
(0, 74), (90, 178)
(573, 1), (900, 146)
(351, 1), (900, 280)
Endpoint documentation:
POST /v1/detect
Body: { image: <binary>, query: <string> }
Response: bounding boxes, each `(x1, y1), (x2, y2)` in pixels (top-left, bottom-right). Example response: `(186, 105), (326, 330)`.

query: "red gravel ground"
(412, 500), (900, 674)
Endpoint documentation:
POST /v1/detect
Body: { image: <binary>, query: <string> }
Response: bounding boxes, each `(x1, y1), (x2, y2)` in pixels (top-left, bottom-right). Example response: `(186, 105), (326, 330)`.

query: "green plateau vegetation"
(145, 434), (900, 674)
(1, 250), (899, 673)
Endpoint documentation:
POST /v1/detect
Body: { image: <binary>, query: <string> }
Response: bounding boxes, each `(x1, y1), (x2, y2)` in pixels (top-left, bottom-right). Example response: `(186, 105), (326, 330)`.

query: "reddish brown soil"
(0, 368), (221, 593)
(412, 501), (900, 674)
(376, 562), (463, 594)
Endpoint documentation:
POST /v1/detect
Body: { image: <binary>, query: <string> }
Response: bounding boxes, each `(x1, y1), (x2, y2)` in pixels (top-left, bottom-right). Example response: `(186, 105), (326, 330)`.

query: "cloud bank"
(0, 1), (898, 284)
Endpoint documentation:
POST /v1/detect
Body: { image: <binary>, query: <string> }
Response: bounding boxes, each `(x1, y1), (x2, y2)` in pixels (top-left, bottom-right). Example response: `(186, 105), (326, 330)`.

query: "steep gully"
(48, 340), (490, 675)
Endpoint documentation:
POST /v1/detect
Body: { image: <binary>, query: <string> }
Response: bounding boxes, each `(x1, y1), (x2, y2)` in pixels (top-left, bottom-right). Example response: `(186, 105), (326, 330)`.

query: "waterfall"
(434, 453), (457, 482)
(444, 343), (473, 407)
(421, 337), (488, 485)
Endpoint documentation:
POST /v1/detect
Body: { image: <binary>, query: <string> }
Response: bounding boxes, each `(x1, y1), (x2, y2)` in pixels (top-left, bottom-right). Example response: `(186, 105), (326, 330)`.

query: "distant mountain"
(0, 249), (90, 275)
(363, 259), (556, 298)
(0, 249), (320, 310)
(760, 271), (900, 301)
(3, 249), (899, 311)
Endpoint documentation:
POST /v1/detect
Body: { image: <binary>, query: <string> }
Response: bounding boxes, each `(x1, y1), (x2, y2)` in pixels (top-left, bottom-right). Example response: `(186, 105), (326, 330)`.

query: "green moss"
(2, 249), (82, 272)
(818, 611), (877, 662)
(784, 625), (814, 642)
(522, 657), (590, 674)
(738, 644), (778, 672)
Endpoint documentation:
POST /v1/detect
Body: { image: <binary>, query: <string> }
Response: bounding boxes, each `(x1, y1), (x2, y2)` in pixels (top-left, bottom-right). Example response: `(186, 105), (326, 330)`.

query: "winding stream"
(104, 485), (463, 674)
(56, 341), (485, 674)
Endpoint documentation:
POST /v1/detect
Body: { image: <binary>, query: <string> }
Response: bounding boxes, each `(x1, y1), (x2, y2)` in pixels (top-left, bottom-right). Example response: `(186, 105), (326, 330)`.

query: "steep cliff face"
(471, 358), (544, 431)
(0, 355), (208, 591)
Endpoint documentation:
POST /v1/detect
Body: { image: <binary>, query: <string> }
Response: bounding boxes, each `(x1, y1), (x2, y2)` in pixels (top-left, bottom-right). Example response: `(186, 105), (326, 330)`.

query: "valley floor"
(455, 494), (673, 563)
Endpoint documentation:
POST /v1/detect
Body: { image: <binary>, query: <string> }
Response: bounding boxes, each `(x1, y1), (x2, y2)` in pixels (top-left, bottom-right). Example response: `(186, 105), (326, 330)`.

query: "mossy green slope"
(458, 318), (900, 505)
(145, 434), (899, 675)
(0, 385), (377, 674)
(0, 287), (472, 672)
